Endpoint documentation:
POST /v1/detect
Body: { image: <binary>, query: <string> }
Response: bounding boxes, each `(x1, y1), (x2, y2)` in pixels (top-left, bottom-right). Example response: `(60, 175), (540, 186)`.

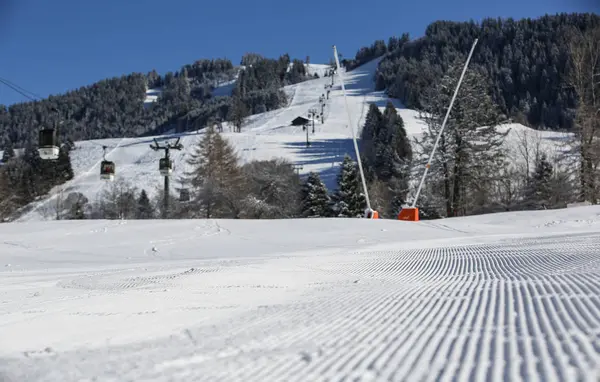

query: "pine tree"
(56, 146), (74, 182)
(416, 63), (507, 217)
(526, 153), (554, 209)
(2, 141), (15, 163)
(301, 172), (331, 218)
(360, 102), (413, 216)
(20, 144), (45, 199)
(0, 167), (17, 220)
(333, 155), (365, 217)
(360, 104), (384, 181)
(137, 189), (154, 219)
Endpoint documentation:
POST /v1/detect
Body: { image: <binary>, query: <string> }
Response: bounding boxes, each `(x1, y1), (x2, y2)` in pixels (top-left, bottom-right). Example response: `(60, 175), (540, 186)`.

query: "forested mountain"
(2, 12), (596, 152)
(0, 53), (314, 220)
(0, 54), (312, 149)
(340, 13), (600, 131)
(1, 12), (598, 223)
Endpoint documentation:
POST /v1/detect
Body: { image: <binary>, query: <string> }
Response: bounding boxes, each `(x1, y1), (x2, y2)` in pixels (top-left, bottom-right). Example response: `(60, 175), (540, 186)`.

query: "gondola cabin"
(179, 188), (190, 202)
(159, 158), (173, 176)
(38, 128), (59, 160)
(100, 160), (115, 181)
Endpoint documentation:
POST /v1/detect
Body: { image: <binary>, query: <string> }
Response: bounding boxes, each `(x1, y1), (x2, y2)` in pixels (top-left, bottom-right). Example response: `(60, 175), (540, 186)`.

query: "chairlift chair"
(159, 157), (173, 176)
(100, 160), (115, 181)
(38, 128), (59, 160)
(99, 145), (115, 181)
(179, 188), (190, 202)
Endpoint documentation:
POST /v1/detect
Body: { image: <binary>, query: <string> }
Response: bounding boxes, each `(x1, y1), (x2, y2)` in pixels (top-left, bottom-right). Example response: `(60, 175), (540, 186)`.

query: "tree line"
(4, 17), (596, 223)
(343, 13), (599, 131)
(351, 24), (599, 218)
(0, 53), (314, 150)
(0, 142), (74, 220)
(2, 13), (599, 221)
(18, 125), (371, 221)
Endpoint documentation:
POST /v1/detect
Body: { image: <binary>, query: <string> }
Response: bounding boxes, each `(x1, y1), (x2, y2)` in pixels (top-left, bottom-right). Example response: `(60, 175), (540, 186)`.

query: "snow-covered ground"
(15, 57), (570, 222)
(1, 206), (600, 381)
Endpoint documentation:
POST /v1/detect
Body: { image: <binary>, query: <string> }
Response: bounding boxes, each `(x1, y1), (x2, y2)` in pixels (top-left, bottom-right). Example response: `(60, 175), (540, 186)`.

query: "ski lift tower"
(150, 137), (183, 219)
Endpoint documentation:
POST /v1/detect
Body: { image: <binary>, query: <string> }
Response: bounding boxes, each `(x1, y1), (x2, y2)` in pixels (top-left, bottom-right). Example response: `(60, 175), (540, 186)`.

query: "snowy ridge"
(16, 57), (570, 222)
(1, 206), (600, 380)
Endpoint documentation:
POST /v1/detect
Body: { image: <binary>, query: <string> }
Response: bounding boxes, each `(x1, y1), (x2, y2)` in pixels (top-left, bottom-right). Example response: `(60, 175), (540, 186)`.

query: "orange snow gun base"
(364, 209), (379, 219)
(398, 207), (419, 222)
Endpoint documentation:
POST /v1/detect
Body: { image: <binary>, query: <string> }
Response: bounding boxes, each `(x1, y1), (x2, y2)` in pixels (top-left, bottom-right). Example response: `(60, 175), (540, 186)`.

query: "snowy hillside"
(1, 206), (600, 381)
(17, 57), (570, 222)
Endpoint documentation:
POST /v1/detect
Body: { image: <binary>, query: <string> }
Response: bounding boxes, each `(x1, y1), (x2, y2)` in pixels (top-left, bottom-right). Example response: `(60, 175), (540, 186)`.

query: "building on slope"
(291, 116), (310, 126)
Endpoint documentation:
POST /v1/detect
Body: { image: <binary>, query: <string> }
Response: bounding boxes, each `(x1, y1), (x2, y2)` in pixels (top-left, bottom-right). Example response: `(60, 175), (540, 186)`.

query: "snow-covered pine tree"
(333, 154), (365, 217)
(359, 102), (413, 216)
(381, 102), (412, 215)
(359, 103), (384, 181)
(301, 172), (332, 218)
(416, 62), (508, 217)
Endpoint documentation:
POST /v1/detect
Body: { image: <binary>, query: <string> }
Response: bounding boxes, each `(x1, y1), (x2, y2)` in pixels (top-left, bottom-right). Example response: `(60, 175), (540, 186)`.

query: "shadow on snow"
(284, 138), (358, 191)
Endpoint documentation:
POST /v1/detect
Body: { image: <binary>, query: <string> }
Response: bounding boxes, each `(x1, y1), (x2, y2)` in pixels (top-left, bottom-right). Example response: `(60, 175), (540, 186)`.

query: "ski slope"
(16, 57), (570, 222)
(1, 206), (600, 381)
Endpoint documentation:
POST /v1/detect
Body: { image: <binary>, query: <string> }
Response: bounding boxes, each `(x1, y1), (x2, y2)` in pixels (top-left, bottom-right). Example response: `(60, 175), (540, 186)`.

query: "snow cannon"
(364, 208), (379, 219)
(398, 207), (419, 222)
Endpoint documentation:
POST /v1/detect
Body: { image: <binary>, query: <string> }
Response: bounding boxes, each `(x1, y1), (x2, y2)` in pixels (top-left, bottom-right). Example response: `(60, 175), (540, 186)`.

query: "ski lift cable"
(0, 80), (35, 101)
(0, 77), (42, 101)
(332, 45), (372, 211)
(0, 77), (45, 100)
(26, 135), (131, 218)
(0, 78), (131, 218)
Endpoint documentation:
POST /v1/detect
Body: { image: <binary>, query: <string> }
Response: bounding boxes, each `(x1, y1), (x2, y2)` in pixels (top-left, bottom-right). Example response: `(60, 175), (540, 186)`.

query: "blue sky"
(0, 0), (597, 106)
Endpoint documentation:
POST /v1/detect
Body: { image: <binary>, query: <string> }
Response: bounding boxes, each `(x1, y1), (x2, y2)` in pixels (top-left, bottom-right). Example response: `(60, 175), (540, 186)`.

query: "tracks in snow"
(2, 233), (600, 381)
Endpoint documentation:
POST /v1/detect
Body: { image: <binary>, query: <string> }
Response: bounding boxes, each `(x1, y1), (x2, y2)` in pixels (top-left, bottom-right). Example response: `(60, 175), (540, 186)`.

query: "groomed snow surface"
(2, 206), (600, 381)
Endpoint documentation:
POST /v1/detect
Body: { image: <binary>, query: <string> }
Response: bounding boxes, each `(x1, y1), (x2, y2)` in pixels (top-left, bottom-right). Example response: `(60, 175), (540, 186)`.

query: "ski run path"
(16, 57), (569, 222)
(1, 206), (600, 381)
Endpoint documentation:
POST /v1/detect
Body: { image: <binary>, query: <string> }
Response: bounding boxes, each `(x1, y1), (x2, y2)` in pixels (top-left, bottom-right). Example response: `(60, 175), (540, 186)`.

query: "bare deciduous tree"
(240, 158), (301, 219)
(565, 26), (600, 203)
(93, 178), (138, 219)
(184, 125), (245, 218)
